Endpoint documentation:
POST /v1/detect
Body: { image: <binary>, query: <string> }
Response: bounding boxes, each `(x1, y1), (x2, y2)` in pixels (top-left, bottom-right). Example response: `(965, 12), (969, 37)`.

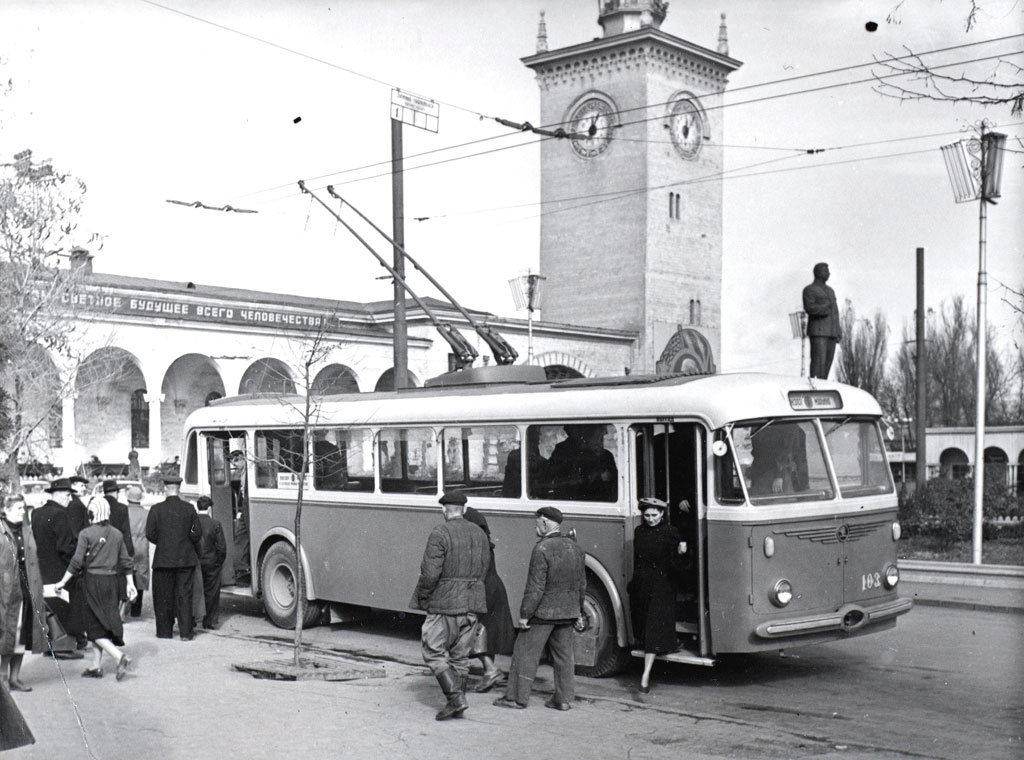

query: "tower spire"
(536, 10), (548, 53)
(717, 12), (729, 56)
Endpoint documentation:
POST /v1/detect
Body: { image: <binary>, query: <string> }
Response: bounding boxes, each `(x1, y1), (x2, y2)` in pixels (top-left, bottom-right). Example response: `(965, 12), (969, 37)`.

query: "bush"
(899, 477), (1022, 549)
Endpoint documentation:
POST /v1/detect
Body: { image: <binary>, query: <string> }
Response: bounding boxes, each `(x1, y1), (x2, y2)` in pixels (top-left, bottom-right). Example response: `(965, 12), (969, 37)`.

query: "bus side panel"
(841, 509), (900, 606)
(489, 512), (627, 622)
(705, 520), (754, 653)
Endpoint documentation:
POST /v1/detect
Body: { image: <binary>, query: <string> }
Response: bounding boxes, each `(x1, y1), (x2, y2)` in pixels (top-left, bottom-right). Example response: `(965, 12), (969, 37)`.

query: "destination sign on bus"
(788, 391), (843, 411)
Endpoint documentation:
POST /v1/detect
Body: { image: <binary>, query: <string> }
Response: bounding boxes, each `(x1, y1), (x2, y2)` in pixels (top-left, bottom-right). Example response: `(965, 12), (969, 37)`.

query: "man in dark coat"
(802, 262), (843, 380)
(65, 476), (90, 537)
(101, 480), (136, 559)
(410, 491), (490, 721)
(29, 478), (82, 659)
(195, 495), (226, 630)
(494, 506), (586, 711)
(145, 475), (201, 640)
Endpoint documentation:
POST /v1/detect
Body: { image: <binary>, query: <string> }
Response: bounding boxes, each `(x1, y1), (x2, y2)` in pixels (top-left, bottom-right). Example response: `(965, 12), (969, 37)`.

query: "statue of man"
(802, 262), (842, 379)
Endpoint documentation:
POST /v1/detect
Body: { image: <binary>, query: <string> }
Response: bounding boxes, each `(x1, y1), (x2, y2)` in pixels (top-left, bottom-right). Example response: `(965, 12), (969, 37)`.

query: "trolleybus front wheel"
(259, 542), (323, 629)
(575, 579), (630, 678)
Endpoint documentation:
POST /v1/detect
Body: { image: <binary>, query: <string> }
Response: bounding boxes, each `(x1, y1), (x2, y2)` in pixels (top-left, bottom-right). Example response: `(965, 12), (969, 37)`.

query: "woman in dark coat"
(630, 497), (685, 693)
(1, 495), (46, 691)
(55, 496), (137, 680)
(463, 506), (515, 693)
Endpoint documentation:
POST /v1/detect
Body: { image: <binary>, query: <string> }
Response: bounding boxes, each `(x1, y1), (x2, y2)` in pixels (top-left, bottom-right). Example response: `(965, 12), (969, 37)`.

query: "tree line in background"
(837, 293), (1024, 429)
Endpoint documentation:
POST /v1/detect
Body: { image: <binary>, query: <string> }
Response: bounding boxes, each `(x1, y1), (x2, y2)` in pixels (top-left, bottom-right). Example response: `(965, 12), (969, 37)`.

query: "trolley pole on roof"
(391, 118), (408, 390)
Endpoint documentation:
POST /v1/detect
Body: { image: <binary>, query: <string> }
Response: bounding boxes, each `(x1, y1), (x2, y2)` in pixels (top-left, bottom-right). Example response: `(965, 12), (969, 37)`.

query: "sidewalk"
(899, 560), (1024, 613)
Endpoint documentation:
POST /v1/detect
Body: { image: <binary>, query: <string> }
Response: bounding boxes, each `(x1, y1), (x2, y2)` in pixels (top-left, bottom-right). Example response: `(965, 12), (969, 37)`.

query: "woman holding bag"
(55, 495), (137, 680)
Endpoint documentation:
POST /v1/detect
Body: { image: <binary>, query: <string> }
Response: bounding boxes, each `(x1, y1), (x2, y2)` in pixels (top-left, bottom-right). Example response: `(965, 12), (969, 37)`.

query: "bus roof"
(184, 371), (883, 432)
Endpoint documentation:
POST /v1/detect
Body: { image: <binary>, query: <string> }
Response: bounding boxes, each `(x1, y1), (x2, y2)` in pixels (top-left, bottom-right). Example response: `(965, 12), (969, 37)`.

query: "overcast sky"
(2, 0), (1021, 375)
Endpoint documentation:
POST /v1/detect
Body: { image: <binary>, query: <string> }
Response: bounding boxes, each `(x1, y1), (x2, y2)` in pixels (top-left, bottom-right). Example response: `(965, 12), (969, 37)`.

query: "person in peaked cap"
(30, 478), (83, 658)
(494, 505), (586, 711)
(101, 480), (135, 568)
(145, 474), (201, 640)
(410, 490), (490, 721)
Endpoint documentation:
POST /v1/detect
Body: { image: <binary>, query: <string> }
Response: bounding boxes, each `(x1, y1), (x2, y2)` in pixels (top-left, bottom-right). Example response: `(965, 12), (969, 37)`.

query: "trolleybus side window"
(379, 427), (438, 494)
(254, 429), (307, 489)
(312, 428), (375, 493)
(822, 417), (894, 497)
(737, 420), (833, 503)
(442, 425), (520, 498)
(527, 423), (618, 502)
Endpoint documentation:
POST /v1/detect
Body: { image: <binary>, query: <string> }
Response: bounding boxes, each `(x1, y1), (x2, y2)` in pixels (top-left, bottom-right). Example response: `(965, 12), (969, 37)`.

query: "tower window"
(669, 192), (681, 220)
(689, 299), (702, 325)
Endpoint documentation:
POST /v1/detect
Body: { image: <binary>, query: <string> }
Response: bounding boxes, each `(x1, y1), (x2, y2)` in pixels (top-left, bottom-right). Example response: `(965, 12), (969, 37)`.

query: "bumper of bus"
(754, 596), (914, 639)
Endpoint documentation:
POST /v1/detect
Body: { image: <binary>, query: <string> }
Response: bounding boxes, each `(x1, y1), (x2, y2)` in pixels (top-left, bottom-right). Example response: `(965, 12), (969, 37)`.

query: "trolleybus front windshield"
(717, 417), (893, 505)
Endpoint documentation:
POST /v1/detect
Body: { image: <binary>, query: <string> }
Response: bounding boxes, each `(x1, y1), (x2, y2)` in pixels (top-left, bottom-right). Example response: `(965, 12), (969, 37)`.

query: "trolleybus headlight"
(771, 579), (793, 607)
(883, 564), (900, 589)
(892, 522), (902, 541)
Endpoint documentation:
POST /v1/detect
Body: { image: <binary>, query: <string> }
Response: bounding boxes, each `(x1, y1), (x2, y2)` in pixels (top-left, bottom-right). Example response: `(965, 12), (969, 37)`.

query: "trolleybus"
(179, 366), (912, 675)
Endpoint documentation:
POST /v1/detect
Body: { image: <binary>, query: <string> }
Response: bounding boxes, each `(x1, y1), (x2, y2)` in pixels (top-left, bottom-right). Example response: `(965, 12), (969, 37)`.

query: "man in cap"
(145, 475), (201, 640)
(228, 449), (250, 584)
(410, 491), (490, 721)
(494, 506), (586, 711)
(29, 478), (83, 658)
(195, 495), (226, 629)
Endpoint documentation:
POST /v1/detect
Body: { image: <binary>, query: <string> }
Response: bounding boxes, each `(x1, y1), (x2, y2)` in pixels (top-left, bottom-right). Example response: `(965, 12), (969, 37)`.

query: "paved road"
(10, 593), (1020, 760)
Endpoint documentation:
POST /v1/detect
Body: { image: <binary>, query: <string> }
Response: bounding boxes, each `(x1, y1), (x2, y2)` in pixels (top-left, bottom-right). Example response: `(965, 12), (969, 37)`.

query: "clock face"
(569, 98), (614, 159)
(670, 99), (704, 160)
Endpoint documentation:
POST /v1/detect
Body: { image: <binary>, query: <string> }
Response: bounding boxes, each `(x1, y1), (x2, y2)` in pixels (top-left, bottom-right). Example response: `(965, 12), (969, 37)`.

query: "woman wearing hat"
(54, 496), (137, 680)
(629, 497), (685, 693)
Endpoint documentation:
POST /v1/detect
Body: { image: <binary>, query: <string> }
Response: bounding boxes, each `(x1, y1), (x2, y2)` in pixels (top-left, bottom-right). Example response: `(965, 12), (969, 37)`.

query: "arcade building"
(11, 2), (741, 478)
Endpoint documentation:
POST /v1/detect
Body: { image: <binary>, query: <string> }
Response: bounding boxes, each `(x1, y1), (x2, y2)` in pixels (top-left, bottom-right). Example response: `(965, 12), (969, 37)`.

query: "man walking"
(410, 491), (490, 721)
(195, 496), (226, 630)
(802, 262), (843, 380)
(124, 485), (150, 619)
(145, 475), (201, 640)
(494, 506), (586, 711)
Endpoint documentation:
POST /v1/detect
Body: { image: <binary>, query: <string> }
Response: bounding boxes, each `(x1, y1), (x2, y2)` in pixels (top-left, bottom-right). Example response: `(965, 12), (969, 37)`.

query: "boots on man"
(435, 668), (468, 721)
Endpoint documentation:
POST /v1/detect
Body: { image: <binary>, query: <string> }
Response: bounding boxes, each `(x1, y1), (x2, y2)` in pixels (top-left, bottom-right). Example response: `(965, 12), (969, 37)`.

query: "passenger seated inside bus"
(501, 437), (545, 498)
(748, 422), (809, 496)
(532, 423), (618, 502)
(313, 438), (348, 490)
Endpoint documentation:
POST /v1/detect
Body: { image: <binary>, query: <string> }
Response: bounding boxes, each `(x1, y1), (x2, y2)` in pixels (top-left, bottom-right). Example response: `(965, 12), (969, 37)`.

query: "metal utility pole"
(940, 124), (1007, 565)
(915, 247), (927, 494)
(391, 118), (408, 391)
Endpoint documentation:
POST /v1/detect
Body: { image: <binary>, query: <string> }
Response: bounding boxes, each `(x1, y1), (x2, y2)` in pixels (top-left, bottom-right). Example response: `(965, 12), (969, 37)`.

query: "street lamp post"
(940, 124), (1007, 565)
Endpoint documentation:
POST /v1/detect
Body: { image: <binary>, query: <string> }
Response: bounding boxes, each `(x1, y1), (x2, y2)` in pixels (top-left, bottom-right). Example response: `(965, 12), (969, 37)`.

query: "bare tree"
(837, 299), (890, 399)
(874, 2), (1024, 115)
(0, 149), (90, 483)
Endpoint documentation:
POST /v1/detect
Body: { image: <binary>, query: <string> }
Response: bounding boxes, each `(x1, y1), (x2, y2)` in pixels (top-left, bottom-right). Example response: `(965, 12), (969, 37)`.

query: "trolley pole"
(391, 117), (408, 390)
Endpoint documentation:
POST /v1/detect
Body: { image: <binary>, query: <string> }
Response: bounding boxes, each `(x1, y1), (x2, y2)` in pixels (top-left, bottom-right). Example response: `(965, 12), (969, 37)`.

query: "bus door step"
(675, 620), (698, 635)
(221, 585), (256, 599)
(630, 649), (715, 667)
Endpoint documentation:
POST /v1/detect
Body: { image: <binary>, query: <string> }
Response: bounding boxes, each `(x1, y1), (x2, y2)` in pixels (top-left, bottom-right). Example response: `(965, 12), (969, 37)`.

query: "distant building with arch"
(14, 257), (636, 476)
(888, 425), (1023, 494)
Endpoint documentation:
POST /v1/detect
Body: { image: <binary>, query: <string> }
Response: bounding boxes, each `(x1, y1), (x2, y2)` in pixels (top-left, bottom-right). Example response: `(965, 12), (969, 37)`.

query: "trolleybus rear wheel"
(575, 579), (630, 678)
(260, 542), (323, 629)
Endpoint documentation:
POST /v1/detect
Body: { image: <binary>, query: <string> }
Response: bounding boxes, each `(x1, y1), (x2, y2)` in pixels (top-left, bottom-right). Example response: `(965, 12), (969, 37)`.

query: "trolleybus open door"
(202, 432), (248, 586)
(631, 422), (713, 666)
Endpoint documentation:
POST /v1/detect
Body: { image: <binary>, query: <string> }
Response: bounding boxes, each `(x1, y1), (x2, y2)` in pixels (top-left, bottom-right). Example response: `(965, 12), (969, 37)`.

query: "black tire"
(259, 542), (322, 629)
(575, 578), (631, 678)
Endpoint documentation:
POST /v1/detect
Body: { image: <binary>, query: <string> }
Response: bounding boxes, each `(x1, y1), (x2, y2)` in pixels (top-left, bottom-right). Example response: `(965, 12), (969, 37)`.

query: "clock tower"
(522, 2), (741, 373)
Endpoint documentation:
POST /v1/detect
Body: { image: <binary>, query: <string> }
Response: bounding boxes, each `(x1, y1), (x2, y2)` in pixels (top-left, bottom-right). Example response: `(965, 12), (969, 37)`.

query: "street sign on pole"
(391, 89), (439, 133)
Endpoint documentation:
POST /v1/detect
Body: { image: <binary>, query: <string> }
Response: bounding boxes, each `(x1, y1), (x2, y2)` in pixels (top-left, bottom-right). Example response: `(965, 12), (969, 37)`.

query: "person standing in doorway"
(229, 450), (250, 585)
(410, 491), (490, 721)
(802, 262), (843, 380)
(145, 476), (201, 640)
(195, 496), (226, 630)
(494, 506), (587, 711)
